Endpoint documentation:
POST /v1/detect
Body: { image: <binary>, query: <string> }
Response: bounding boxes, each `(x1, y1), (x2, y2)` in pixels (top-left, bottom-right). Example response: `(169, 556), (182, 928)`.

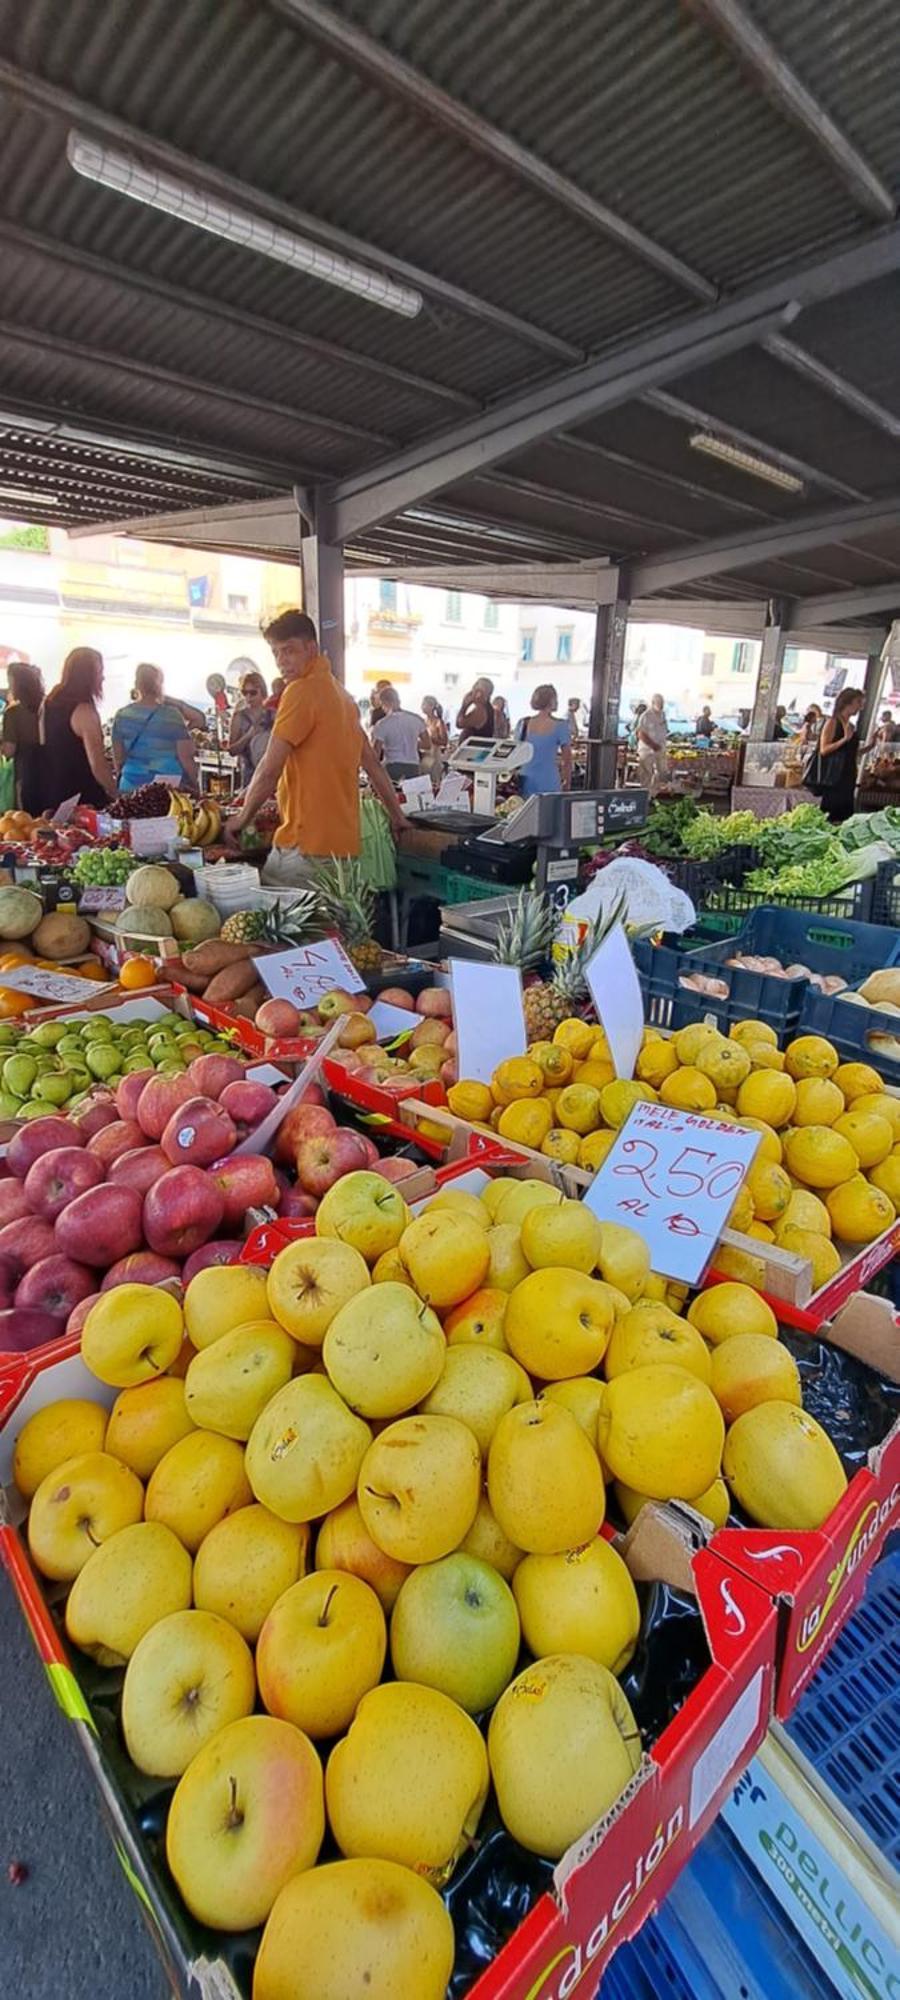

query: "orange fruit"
(119, 955), (157, 991)
(0, 986), (34, 1018)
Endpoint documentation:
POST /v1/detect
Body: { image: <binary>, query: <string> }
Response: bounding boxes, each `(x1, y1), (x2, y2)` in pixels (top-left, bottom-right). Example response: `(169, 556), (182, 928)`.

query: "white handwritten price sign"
(255, 938), (365, 1009)
(583, 1101), (761, 1284)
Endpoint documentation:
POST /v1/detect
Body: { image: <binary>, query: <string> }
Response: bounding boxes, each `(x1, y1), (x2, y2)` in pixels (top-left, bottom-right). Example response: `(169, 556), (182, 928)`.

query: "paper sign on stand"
(368, 1000), (418, 1040)
(450, 959), (526, 1085)
(0, 965), (115, 1005)
(129, 816), (179, 857)
(435, 772), (469, 808)
(399, 777), (434, 812)
(255, 937), (365, 1009)
(584, 1101), (761, 1284)
(583, 922), (643, 1080)
(51, 794), (80, 826)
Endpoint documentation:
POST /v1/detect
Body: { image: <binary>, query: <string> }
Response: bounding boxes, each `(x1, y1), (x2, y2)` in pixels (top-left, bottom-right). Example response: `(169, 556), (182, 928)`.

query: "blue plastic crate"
(634, 906), (900, 1039)
(786, 1549), (900, 1869)
(798, 986), (900, 1084)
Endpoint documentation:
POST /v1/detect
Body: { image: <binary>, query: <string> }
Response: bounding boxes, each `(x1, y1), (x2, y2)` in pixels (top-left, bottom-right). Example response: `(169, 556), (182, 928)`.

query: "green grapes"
(72, 845), (138, 886)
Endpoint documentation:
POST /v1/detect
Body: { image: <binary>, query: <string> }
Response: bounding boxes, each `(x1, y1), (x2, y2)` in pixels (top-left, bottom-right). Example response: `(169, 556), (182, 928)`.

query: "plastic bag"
(559, 859), (696, 938)
(0, 756), (15, 814)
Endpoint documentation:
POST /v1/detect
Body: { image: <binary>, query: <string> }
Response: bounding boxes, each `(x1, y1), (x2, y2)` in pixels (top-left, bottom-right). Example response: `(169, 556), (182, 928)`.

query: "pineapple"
(494, 888), (628, 1040)
(312, 858), (384, 974)
(219, 893), (318, 946)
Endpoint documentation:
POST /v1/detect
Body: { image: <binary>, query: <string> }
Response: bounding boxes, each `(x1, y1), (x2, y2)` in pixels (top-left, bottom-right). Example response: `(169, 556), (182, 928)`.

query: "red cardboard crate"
(0, 1345), (777, 2000)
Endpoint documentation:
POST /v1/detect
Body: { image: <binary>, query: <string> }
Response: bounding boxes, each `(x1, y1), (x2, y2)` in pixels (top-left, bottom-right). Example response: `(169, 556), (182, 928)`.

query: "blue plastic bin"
(798, 986), (900, 1083)
(634, 907), (900, 1038)
(786, 1548), (900, 1870)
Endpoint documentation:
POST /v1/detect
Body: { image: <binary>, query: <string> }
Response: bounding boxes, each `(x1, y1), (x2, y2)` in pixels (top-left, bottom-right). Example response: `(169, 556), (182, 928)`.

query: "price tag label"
(583, 1101), (761, 1284)
(450, 959), (525, 1086)
(0, 966), (114, 1004)
(254, 938), (365, 1009)
(129, 816), (178, 857)
(77, 886), (127, 914)
(583, 922), (643, 1081)
(51, 794), (81, 826)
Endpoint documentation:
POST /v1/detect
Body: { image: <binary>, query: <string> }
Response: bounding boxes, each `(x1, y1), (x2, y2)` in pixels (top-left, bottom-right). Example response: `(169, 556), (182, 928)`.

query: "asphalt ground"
(1, 1562), (167, 2000)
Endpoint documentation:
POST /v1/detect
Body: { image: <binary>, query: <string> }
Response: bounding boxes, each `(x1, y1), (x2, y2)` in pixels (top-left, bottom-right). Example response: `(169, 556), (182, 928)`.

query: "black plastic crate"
(701, 877), (877, 923)
(872, 854), (900, 927)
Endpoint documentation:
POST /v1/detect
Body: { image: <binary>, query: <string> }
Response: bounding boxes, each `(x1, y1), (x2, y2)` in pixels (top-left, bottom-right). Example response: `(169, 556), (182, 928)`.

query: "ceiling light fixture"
(67, 131), (422, 319)
(689, 431), (805, 493)
(0, 484), (59, 506)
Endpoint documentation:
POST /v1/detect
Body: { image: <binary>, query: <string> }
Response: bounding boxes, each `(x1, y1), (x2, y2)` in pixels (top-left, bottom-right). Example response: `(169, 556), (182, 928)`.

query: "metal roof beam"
(555, 431), (771, 520)
(272, 0), (716, 304)
(765, 334), (900, 439)
(0, 398), (296, 490)
(474, 470), (697, 541)
(785, 582), (900, 628)
(0, 60), (580, 365)
(644, 387), (866, 501)
(630, 494), (900, 596)
(685, 0), (895, 222)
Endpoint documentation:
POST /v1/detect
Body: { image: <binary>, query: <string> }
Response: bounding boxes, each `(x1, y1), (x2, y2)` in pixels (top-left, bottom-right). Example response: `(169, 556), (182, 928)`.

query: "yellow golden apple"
(144, 1431), (252, 1552)
(323, 1282), (445, 1419)
(597, 1365), (725, 1501)
(484, 1224), (530, 1293)
(104, 1377), (195, 1479)
(723, 1402), (847, 1530)
(443, 1287), (509, 1350)
(65, 1520), (192, 1664)
(167, 1715), (324, 1931)
(520, 1198), (603, 1274)
(315, 1495), (411, 1610)
(184, 1263), (270, 1349)
(246, 1374), (371, 1523)
(399, 1211), (490, 1310)
(458, 1489), (523, 1579)
(505, 1268), (614, 1379)
(488, 1653), (641, 1859)
(513, 1538), (640, 1674)
(357, 1415), (481, 1564)
(480, 1177), (519, 1219)
(28, 1451), (143, 1582)
(596, 1221), (651, 1301)
(419, 1343), (531, 1456)
(81, 1283), (184, 1388)
(710, 1333), (801, 1424)
(487, 1400), (605, 1554)
(254, 1858), (454, 2000)
(13, 1398), (107, 1499)
(371, 1246), (410, 1285)
(390, 1552), (520, 1713)
(193, 1504), (310, 1642)
(424, 1187), (491, 1230)
(257, 1569), (386, 1738)
(266, 1238), (370, 1347)
(184, 1320), (295, 1440)
(122, 1607), (255, 1776)
(604, 1306), (712, 1384)
(315, 1171), (410, 1263)
(492, 1179), (563, 1229)
(326, 1682), (488, 1884)
(540, 1377), (605, 1441)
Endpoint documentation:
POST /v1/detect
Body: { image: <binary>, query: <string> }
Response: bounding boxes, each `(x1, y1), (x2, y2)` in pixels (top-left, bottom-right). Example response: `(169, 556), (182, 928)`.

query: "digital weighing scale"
(445, 735), (533, 815)
(438, 786), (650, 958)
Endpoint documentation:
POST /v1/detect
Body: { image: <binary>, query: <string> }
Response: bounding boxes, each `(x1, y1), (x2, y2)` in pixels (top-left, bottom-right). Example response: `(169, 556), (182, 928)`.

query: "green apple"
(0, 1023), (20, 1046)
(30, 1021), (67, 1049)
(0, 1090), (25, 1117)
(33, 1071), (77, 1105)
(3, 1054), (36, 1096)
(57, 1034), (86, 1058)
(86, 1044), (121, 1080)
(390, 1553), (521, 1714)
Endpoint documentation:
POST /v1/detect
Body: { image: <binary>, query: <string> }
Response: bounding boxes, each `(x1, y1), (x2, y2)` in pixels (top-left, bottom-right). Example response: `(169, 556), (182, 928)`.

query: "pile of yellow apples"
(13, 1166), (850, 1999)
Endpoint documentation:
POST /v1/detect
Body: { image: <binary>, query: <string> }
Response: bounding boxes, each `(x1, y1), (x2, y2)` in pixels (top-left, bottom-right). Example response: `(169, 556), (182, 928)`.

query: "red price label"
(584, 1103), (761, 1283)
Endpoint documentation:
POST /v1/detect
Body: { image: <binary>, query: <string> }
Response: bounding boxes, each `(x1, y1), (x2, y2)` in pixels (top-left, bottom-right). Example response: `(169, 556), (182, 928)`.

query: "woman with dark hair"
(40, 647), (117, 810)
(0, 662), (44, 813)
(811, 687), (864, 822)
(229, 669), (273, 785)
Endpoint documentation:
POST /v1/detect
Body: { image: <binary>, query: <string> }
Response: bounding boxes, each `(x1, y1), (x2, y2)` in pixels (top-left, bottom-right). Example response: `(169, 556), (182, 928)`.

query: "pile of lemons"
(448, 1019), (899, 1285)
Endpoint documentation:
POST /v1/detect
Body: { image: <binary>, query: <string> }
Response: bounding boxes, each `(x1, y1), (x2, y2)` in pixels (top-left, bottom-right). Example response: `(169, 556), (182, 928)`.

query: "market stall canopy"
(3, 0), (900, 622)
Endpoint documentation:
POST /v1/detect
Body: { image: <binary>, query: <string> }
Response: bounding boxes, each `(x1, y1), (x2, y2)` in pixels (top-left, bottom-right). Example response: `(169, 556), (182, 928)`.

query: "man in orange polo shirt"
(226, 609), (405, 883)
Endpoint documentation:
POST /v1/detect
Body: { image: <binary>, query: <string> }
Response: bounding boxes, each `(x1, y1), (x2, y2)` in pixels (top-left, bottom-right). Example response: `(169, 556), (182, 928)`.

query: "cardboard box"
(0, 1351), (776, 2000)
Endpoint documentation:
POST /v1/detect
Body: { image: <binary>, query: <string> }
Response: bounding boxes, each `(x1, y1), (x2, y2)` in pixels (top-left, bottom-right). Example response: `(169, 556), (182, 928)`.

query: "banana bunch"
(168, 791), (223, 846)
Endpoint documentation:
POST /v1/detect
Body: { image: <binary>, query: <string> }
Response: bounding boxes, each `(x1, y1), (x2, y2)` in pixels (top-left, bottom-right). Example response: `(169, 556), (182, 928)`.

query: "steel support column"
(297, 489), (345, 681)
(859, 648), (889, 749)
(587, 591), (629, 788)
(747, 603), (788, 740)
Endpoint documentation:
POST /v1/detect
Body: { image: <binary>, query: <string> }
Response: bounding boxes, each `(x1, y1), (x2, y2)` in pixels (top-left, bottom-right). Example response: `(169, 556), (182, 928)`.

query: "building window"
(701, 650), (715, 679)
(483, 599), (498, 629)
(379, 580), (397, 611)
(731, 641), (753, 675)
(556, 628), (573, 663)
(520, 629), (535, 663)
(226, 592), (249, 614)
(446, 591), (461, 622)
(782, 647), (799, 675)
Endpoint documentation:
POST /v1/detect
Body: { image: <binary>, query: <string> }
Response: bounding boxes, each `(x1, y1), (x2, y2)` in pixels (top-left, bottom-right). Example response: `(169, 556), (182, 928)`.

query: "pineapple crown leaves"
(493, 888), (557, 971)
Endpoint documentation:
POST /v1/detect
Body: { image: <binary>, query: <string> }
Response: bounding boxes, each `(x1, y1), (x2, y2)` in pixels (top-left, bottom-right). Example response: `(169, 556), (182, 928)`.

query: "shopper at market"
(636, 692), (669, 793)
(0, 661), (43, 813)
(226, 609), (406, 884)
(799, 703), (823, 749)
(421, 695), (448, 756)
(39, 647), (117, 811)
(456, 677), (495, 741)
(492, 695), (511, 738)
(810, 687), (864, 821)
(228, 670), (273, 784)
(367, 679), (393, 730)
(516, 684), (572, 798)
(112, 664), (200, 796)
(694, 703), (713, 737)
(567, 697), (583, 742)
(370, 686), (426, 776)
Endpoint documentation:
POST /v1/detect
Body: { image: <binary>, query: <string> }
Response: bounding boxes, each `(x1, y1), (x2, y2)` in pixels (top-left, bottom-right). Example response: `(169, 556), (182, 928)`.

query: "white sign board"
(76, 886), (127, 914)
(450, 959), (525, 1086)
(254, 938), (365, 1010)
(51, 794), (80, 826)
(583, 923), (643, 1081)
(435, 772), (469, 809)
(367, 1000), (417, 1041)
(129, 815), (179, 857)
(399, 777), (434, 812)
(0, 966), (114, 1004)
(583, 1101), (761, 1284)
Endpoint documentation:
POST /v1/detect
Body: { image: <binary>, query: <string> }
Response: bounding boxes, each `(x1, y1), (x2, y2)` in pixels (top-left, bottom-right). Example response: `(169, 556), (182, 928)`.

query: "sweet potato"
(182, 940), (255, 975)
(204, 961), (261, 1005)
(230, 984), (267, 1021)
(164, 959), (209, 993)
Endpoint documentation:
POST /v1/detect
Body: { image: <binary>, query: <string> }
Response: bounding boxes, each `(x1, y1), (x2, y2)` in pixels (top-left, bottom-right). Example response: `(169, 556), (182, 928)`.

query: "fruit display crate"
(681, 1291), (900, 1720)
(699, 877), (878, 924)
(797, 983), (900, 1085)
(396, 853), (503, 907)
(633, 906), (900, 1039)
(0, 1346), (778, 2000)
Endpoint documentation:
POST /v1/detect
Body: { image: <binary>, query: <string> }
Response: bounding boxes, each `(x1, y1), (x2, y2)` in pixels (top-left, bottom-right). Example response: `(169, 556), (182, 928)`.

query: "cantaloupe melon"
(32, 912), (92, 960)
(169, 898), (220, 943)
(125, 865), (181, 911)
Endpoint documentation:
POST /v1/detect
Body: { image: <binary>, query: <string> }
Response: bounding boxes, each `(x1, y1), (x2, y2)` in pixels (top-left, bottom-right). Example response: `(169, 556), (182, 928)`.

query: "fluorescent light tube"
(689, 431), (805, 493)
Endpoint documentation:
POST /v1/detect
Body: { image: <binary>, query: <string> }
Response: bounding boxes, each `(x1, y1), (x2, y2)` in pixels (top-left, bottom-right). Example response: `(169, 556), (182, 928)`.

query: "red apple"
(181, 1239), (244, 1284)
(255, 998), (301, 1038)
(161, 1095), (237, 1168)
(75, 1095), (121, 1138)
(143, 1167), (225, 1257)
(0, 1179), (33, 1227)
(373, 1156), (420, 1183)
(376, 987), (415, 1012)
(218, 1079), (279, 1139)
(296, 1011), (326, 1037)
(301, 1083), (326, 1107)
(86, 1119), (144, 1170)
(188, 1053), (245, 1099)
(108, 1145), (170, 1197)
(0, 1307), (61, 1354)
(440, 1060), (458, 1087)
(415, 988), (453, 1019)
(278, 1188), (319, 1220)
(273, 1101), (335, 1166)
(24, 1147), (105, 1221)
(136, 1071), (195, 1141)
(356, 1136), (381, 1168)
(296, 1128), (370, 1198)
(100, 1251), (182, 1292)
(209, 1153), (280, 1229)
(0, 1214), (57, 1275)
(66, 1292), (101, 1338)
(115, 1069), (154, 1122)
(16, 1254), (95, 1320)
(7, 1116), (82, 1179)
(56, 1184), (144, 1268)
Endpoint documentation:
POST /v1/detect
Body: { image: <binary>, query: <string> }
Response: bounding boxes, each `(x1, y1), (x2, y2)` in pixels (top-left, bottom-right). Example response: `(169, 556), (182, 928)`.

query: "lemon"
(733, 1114), (782, 1163)
(727, 1184), (755, 1232)
(578, 1129), (616, 1173)
(730, 1020), (778, 1050)
(599, 1079), (657, 1128)
(746, 1158), (792, 1221)
(660, 1067), (717, 1112)
(869, 1150), (900, 1208)
(687, 1281), (778, 1345)
(713, 1244), (768, 1288)
(492, 1057), (546, 1105)
(832, 1109), (893, 1169)
(696, 1039), (751, 1090)
(498, 1099), (554, 1149)
(736, 1071), (797, 1127)
(826, 1175), (895, 1245)
(529, 1042), (573, 1086)
(784, 1035), (839, 1081)
(833, 1062), (883, 1102)
(784, 1125), (859, 1190)
(540, 1127), (581, 1166)
(635, 1039), (679, 1088)
(781, 1188), (832, 1237)
(773, 1223), (841, 1290)
(854, 1092), (900, 1137)
(555, 1083), (602, 1135)
(747, 1044), (787, 1072)
(747, 1220), (775, 1242)
(572, 1058), (615, 1090)
(674, 1023), (719, 1066)
(552, 1018), (595, 1060)
(792, 1077), (845, 1127)
(447, 1080), (494, 1124)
